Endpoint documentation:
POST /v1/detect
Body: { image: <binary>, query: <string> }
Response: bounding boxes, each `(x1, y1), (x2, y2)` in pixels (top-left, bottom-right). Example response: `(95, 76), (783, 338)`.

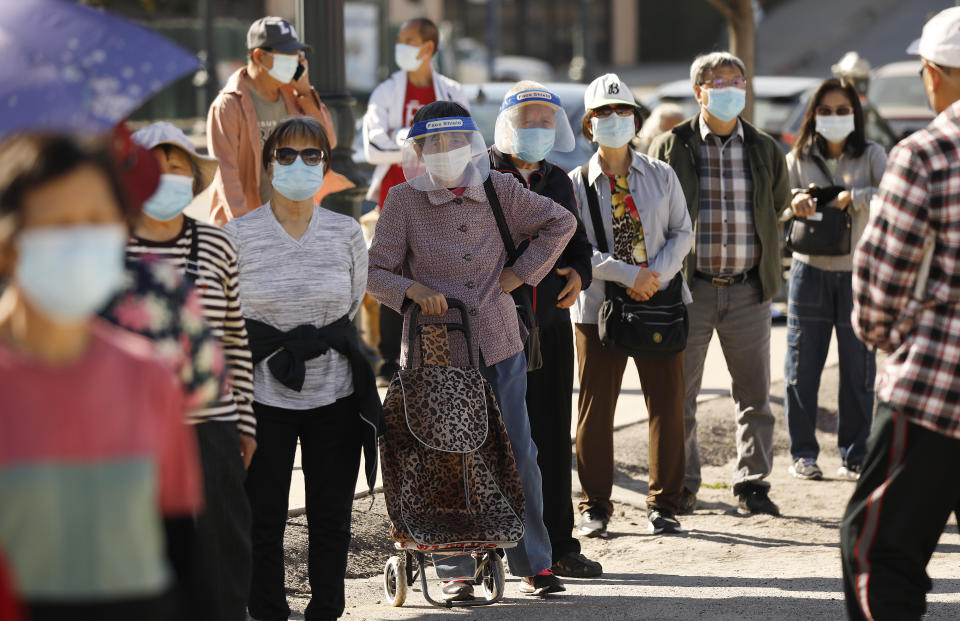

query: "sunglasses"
(593, 104), (635, 118)
(274, 147), (325, 166)
(815, 106), (854, 116)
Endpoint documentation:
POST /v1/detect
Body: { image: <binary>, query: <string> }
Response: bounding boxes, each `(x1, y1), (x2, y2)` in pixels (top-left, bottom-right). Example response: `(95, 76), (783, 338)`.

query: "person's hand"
(792, 192), (817, 218)
(240, 434), (257, 470)
(499, 267), (523, 293)
(292, 54), (310, 92)
(555, 267), (582, 309)
(632, 268), (661, 299)
(625, 286), (650, 301)
(828, 190), (852, 211)
(405, 282), (448, 315)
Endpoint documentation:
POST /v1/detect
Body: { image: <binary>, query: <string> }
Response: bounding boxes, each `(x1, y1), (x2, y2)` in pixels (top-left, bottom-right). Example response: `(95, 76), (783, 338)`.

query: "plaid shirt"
(852, 99), (960, 439)
(696, 116), (760, 275)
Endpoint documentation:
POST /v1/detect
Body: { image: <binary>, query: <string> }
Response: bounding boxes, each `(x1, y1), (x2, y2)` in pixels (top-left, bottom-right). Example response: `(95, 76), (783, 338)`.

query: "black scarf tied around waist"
(245, 314), (384, 494)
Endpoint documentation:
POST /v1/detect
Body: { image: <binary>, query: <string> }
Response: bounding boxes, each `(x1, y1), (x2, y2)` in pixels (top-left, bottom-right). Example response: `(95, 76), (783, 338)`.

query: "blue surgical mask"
(15, 224), (127, 323)
(591, 114), (636, 148)
(512, 127), (555, 163)
(271, 157), (325, 202)
(703, 87), (746, 122)
(142, 174), (194, 221)
(395, 43), (423, 72)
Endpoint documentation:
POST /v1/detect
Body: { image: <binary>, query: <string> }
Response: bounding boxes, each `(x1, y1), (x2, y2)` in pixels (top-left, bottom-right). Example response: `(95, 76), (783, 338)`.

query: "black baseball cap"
(246, 16), (311, 53)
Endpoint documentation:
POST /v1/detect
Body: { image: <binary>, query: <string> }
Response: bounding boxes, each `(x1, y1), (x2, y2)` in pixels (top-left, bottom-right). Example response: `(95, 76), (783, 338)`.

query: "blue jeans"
(784, 261), (875, 467)
(434, 351), (552, 579)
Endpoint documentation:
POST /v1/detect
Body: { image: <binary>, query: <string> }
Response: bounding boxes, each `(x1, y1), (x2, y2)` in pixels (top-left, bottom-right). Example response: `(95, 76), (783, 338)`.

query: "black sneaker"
(737, 485), (780, 516)
(520, 569), (565, 596)
(551, 552), (603, 578)
(577, 507), (609, 538)
(678, 488), (698, 515)
(647, 507), (683, 534)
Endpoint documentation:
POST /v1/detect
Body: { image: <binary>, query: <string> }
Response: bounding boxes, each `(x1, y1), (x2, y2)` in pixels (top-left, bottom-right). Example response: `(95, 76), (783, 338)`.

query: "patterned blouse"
(608, 174), (648, 266)
(101, 257), (226, 417)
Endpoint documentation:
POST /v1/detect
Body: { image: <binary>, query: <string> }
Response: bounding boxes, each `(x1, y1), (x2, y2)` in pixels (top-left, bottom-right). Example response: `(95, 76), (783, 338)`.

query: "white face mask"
(266, 52), (299, 84)
(422, 144), (473, 186)
(395, 43), (424, 72)
(815, 114), (855, 144)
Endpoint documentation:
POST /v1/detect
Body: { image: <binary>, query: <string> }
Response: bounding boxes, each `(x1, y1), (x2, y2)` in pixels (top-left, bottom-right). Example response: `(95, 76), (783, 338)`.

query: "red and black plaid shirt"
(852, 99), (960, 439)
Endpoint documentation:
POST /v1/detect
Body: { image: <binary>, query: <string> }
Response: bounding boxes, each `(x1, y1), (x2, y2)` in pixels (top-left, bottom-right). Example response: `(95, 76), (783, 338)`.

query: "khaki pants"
(574, 323), (686, 514)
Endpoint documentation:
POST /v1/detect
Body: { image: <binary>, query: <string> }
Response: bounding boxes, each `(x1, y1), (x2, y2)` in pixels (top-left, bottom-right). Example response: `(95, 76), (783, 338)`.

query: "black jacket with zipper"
(488, 146), (593, 328)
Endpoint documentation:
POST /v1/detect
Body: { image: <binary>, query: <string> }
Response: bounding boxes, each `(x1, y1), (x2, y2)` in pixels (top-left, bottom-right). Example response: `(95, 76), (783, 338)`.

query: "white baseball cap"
(908, 6), (960, 68)
(584, 73), (639, 111)
(132, 122), (219, 192)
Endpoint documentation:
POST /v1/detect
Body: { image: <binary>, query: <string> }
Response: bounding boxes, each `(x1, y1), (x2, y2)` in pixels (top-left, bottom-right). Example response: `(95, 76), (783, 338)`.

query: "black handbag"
(785, 181), (852, 256)
(483, 178), (543, 372)
(581, 164), (688, 359)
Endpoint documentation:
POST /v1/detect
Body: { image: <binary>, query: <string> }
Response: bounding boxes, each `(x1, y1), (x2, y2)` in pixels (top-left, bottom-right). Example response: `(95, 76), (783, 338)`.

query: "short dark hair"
(411, 100), (469, 126)
(792, 77), (867, 160)
(580, 108), (643, 143)
(261, 116), (332, 173)
(0, 134), (129, 244)
(401, 17), (439, 53)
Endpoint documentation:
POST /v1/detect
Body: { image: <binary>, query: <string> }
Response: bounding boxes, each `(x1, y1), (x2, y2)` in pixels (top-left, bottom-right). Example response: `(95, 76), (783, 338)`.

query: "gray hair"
(689, 52), (746, 89)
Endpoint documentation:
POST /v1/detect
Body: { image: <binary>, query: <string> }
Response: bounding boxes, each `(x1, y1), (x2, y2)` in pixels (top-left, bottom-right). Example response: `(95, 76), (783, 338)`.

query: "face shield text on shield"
(402, 116), (490, 191)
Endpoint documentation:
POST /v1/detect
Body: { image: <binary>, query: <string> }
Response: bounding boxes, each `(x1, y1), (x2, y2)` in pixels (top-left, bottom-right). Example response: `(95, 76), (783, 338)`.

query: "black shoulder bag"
(183, 218), (202, 283)
(482, 177), (543, 372)
(784, 158), (852, 256)
(580, 164), (688, 359)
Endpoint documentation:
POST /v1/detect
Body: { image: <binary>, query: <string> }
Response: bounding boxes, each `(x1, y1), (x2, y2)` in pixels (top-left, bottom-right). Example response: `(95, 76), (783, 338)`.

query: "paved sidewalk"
(287, 324), (839, 514)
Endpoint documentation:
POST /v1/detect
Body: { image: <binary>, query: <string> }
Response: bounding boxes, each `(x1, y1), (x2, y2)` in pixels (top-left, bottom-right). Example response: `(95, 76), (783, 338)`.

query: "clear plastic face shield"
(401, 116), (490, 191)
(494, 89), (576, 163)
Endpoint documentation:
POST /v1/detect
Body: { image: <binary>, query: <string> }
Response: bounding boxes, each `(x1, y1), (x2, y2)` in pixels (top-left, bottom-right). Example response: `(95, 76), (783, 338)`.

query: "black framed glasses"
(592, 104), (635, 118)
(275, 147), (325, 166)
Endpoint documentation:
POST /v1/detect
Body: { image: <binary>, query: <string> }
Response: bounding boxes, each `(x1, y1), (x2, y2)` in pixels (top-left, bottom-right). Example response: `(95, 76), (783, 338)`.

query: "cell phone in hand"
(293, 62), (305, 82)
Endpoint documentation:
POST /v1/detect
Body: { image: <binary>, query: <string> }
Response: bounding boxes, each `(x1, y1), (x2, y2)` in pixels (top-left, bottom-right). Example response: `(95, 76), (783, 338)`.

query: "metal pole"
(201, 0), (217, 108)
(485, 0), (498, 81)
(295, 0), (367, 220)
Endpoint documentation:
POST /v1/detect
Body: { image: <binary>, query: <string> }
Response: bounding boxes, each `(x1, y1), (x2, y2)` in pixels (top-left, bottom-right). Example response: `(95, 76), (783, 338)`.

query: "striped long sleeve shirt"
(127, 217), (256, 436)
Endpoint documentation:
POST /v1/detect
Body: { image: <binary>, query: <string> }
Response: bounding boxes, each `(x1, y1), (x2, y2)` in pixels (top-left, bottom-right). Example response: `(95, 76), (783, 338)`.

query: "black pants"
(378, 304), (402, 366)
(526, 320), (580, 562)
(195, 422), (252, 621)
(246, 397), (362, 621)
(841, 401), (960, 620)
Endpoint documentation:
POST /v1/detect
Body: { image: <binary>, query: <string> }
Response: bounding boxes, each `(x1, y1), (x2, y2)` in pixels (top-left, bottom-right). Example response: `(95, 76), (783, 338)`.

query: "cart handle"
(407, 298), (477, 368)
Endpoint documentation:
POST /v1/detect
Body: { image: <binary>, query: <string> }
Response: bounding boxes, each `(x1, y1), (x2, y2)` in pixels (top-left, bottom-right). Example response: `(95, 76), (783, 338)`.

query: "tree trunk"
(706, 0), (756, 123)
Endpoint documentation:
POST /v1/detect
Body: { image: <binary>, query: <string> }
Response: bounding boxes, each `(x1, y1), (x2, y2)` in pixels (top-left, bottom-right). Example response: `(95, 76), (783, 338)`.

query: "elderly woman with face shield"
(569, 73), (693, 540)
(487, 83), (600, 579)
(368, 100), (576, 600)
(0, 135), (203, 620)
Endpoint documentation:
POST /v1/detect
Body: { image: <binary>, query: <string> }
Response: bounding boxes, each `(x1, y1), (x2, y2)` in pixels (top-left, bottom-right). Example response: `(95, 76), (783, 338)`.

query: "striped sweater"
(128, 217), (256, 436)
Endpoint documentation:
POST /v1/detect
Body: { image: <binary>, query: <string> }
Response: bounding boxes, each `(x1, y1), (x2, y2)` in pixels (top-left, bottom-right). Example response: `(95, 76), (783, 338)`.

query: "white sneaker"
(837, 464), (862, 480)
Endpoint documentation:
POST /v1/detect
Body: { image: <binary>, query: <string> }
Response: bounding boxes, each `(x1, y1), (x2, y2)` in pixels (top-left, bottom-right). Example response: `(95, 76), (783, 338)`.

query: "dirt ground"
(280, 363), (960, 620)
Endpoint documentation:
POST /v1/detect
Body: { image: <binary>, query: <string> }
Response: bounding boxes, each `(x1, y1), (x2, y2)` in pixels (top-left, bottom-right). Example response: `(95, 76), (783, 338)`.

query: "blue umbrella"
(0, 0), (202, 137)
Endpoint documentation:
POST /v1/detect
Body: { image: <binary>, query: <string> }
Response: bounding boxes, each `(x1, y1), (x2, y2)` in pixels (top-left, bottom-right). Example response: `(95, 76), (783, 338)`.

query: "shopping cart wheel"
(478, 551), (505, 600)
(383, 555), (407, 607)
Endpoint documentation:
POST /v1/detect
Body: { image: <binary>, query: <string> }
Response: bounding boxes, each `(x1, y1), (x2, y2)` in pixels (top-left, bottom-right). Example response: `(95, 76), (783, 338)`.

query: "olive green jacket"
(648, 115), (791, 301)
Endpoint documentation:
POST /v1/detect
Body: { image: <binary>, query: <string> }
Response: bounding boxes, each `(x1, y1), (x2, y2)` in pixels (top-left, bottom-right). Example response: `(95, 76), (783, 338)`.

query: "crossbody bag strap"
(483, 176), (519, 265)
(580, 163), (609, 255)
(184, 218), (201, 283)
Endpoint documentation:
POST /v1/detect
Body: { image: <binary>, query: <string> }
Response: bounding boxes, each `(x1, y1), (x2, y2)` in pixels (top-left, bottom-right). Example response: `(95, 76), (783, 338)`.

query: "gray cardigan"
(783, 141), (887, 272)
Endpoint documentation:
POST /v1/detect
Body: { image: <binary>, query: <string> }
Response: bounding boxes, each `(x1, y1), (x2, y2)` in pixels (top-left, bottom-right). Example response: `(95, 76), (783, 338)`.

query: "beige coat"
(206, 67), (352, 224)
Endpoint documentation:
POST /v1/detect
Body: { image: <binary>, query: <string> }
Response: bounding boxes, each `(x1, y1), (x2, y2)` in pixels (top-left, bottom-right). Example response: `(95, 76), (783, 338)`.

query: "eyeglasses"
(815, 106), (854, 116)
(700, 77), (747, 89)
(274, 147), (325, 166)
(592, 104), (635, 118)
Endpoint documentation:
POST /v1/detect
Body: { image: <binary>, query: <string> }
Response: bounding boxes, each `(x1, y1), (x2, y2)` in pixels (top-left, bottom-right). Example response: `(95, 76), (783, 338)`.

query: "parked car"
(461, 81), (596, 173)
(869, 60), (934, 139)
(643, 76), (822, 142)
